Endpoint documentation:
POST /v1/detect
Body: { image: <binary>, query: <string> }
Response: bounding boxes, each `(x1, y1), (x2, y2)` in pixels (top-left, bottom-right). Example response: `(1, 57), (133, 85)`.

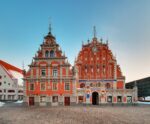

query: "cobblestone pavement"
(0, 104), (150, 124)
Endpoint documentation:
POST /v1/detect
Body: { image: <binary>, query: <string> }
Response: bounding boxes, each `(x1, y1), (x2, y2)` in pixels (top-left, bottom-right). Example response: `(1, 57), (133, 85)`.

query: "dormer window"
(50, 50), (55, 58)
(45, 50), (49, 58)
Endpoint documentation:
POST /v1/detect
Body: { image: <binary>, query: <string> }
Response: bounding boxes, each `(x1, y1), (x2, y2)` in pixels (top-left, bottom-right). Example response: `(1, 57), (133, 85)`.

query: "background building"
(126, 77), (150, 101)
(24, 28), (75, 106)
(0, 60), (23, 101)
(74, 27), (137, 105)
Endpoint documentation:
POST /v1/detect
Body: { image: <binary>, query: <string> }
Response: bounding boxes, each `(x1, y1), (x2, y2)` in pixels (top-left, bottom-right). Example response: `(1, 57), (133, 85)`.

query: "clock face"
(92, 46), (97, 52)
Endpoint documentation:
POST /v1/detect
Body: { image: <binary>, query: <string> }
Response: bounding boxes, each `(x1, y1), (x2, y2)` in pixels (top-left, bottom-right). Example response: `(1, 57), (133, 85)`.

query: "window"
(85, 65), (88, 72)
(8, 83), (10, 86)
(53, 69), (58, 77)
(4, 89), (6, 92)
(80, 83), (85, 88)
(4, 81), (6, 84)
(30, 83), (34, 90)
(107, 96), (112, 103)
(45, 50), (49, 58)
(105, 83), (111, 89)
(0, 82), (2, 86)
(53, 81), (58, 90)
(78, 96), (84, 103)
(8, 90), (15, 93)
(0, 75), (2, 79)
(117, 96), (122, 103)
(90, 83), (93, 87)
(50, 50), (55, 57)
(41, 69), (46, 77)
(127, 96), (132, 103)
(18, 90), (23, 93)
(41, 83), (46, 91)
(97, 82), (101, 87)
(52, 96), (58, 103)
(40, 96), (46, 103)
(65, 82), (70, 90)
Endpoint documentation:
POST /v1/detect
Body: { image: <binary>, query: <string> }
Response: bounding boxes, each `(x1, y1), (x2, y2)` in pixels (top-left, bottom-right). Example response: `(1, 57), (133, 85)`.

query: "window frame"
(52, 81), (58, 91)
(65, 82), (70, 91)
(41, 69), (46, 77)
(29, 83), (34, 91)
(53, 69), (58, 77)
(40, 82), (46, 91)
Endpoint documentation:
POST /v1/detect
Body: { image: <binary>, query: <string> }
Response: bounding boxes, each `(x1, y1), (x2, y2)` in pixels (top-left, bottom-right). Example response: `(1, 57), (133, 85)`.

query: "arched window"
(97, 82), (101, 87)
(105, 83), (111, 89)
(50, 50), (55, 58)
(80, 83), (85, 88)
(45, 50), (49, 58)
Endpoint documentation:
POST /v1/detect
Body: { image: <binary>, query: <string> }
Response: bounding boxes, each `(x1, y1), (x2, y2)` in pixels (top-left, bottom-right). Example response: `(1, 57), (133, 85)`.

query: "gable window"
(53, 69), (58, 77)
(30, 83), (34, 91)
(50, 50), (55, 58)
(41, 69), (46, 77)
(45, 50), (49, 58)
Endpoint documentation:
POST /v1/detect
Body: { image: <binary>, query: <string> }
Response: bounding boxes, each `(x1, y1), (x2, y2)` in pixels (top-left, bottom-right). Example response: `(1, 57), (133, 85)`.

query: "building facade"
(24, 26), (137, 106)
(74, 30), (137, 105)
(0, 60), (23, 101)
(24, 29), (76, 106)
(126, 77), (150, 100)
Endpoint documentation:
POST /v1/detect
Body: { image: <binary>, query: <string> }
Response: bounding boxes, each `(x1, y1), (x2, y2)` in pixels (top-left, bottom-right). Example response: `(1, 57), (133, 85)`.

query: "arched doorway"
(92, 92), (99, 105)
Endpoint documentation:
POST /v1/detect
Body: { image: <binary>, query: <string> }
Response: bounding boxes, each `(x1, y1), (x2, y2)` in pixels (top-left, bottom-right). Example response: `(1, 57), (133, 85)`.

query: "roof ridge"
(0, 60), (22, 74)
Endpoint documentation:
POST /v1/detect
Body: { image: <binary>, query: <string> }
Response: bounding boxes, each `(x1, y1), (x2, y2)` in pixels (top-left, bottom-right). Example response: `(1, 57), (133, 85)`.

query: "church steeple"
(93, 26), (97, 38)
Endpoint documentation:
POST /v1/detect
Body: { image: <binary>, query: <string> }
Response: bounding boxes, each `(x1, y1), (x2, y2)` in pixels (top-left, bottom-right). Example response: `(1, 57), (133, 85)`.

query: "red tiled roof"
(0, 60), (23, 74)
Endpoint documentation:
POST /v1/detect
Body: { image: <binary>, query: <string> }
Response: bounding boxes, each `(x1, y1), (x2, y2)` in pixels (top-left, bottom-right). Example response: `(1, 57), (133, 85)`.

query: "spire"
(106, 39), (109, 45)
(48, 21), (52, 35)
(93, 26), (97, 38)
(44, 20), (55, 40)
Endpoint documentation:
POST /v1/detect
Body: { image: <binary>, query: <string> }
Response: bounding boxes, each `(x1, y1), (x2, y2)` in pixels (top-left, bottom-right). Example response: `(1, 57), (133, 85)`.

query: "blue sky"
(0, 0), (150, 82)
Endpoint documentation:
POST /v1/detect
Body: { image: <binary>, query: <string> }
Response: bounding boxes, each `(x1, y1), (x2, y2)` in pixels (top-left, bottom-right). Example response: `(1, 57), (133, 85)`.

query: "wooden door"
(64, 97), (70, 106)
(29, 97), (34, 106)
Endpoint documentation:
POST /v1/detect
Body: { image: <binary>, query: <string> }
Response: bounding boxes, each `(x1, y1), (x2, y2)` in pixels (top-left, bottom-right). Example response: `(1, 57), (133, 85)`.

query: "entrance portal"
(29, 97), (34, 106)
(64, 97), (70, 106)
(92, 92), (99, 105)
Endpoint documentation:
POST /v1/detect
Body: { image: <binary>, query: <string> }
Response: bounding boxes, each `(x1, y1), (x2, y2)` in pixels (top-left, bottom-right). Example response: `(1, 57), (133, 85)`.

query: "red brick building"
(74, 27), (137, 105)
(24, 26), (137, 106)
(24, 28), (76, 106)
